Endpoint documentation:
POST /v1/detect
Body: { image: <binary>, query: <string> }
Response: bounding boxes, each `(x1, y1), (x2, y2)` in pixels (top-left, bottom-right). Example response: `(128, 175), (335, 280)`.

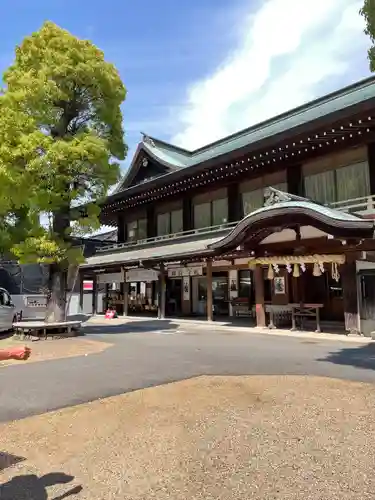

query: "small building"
(80, 76), (375, 336)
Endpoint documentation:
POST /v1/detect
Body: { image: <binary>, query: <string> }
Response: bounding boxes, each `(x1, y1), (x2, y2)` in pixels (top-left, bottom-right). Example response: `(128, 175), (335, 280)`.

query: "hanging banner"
(167, 266), (203, 278)
(183, 276), (190, 301)
(97, 271), (124, 284)
(125, 269), (159, 282)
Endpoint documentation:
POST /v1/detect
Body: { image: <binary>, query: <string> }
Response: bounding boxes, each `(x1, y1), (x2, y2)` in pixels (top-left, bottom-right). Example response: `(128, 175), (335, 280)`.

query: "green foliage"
(361, 0), (375, 71)
(0, 21), (127, 263)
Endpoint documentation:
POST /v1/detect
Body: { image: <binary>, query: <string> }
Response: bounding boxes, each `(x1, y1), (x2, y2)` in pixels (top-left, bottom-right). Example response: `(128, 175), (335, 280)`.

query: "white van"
(0, 287), (16, 332)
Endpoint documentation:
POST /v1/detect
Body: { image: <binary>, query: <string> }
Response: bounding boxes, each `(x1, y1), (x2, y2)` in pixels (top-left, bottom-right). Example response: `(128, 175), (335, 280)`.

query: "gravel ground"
(0, 336), (111, 366)
(1, 375), (374, 499)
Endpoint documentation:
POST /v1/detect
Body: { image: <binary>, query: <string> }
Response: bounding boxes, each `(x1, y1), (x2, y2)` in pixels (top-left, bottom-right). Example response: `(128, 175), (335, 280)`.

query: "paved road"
(1, 320), (375, 422)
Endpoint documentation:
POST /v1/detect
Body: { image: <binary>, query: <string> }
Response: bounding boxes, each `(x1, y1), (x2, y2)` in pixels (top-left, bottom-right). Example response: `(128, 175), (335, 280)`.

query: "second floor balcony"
(95, 193), (375, 255)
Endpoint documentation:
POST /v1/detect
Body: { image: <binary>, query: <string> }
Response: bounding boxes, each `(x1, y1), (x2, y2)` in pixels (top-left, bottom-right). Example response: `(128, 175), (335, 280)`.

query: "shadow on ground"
(319, 342), (375, 370)
(82, 318), (178, 335)
(0, 472), (82, 500)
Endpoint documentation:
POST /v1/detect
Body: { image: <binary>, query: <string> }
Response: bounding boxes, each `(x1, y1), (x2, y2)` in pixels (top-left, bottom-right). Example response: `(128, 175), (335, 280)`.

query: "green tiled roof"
(142, 76), (375, 168)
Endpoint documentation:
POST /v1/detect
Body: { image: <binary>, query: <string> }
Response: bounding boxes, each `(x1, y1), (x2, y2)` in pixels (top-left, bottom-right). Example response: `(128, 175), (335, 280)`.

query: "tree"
(0, 21), (127, 321)
(361, 0), (375, 71)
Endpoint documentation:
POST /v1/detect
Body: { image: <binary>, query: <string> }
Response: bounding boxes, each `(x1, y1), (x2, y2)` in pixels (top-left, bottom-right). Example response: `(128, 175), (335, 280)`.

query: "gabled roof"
(114, 75), (375, 196)
(114, 137), (186, 193)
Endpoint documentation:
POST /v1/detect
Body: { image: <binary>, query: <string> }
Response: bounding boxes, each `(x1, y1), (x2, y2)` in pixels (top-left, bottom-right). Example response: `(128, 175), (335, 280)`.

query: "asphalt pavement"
(1, 320), (375, 422)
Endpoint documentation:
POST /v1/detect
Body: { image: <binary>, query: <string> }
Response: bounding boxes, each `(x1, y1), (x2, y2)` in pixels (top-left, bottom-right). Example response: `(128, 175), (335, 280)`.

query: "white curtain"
(304, 170), (336, 204)
(194, 202), (211, 229)
(171, 209), (183, 233)
(212, 198), (228, 225)
(242, 189), (264, 215)
(335, 161), (370, 201)
(157, 213), (170, 236)
(138, 219), (148, 239)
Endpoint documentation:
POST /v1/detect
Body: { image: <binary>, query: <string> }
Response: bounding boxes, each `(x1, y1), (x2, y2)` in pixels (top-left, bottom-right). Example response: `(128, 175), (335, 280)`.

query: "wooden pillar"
(117, 214), (125, 243)
(254, 265), (266, 327)
(122, 281), (129, 316)
(341, 259), (359, 334)
(206, 259), (213, 322)
(158, 263), (166, 319)
(92, 275), (97, 315)
(183, 197), (193, 231)
(287, 163), (303, 196)
(227, 183), (241, 221)
(104, 283), (109, 312)
(79, 273), (84, 311)
(147, 207), (156, 238)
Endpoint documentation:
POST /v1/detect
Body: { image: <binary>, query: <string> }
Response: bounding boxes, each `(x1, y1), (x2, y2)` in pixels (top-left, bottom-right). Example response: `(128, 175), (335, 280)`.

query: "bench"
(13, 320), (82, 339)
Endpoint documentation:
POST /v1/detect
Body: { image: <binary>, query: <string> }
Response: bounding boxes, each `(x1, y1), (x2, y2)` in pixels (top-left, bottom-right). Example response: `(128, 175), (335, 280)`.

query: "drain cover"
(0, 452), (25, 471)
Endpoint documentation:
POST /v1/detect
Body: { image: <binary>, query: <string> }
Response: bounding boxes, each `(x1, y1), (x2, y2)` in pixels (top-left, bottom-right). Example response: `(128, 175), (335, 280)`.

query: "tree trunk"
(45, 263), (67, 323)
(45, 204), (70, 323)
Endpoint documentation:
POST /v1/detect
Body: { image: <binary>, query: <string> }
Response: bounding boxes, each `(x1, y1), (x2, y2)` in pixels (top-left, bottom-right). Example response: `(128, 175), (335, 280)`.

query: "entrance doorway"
(191, 272), (229, 316)
(166, 278), (182, 316)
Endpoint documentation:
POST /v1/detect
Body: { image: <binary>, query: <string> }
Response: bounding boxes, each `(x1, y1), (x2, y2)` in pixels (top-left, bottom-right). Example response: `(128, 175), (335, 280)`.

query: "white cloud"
(171, 0), (370, 150)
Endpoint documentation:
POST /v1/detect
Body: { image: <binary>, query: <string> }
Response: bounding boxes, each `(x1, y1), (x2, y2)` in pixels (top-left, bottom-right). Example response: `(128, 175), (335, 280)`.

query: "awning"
(81, 235), (221, 269)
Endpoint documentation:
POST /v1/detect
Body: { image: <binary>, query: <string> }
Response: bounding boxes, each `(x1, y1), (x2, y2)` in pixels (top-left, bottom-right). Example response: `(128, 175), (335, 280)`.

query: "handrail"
(329, 194), (375, 212)
(96, 220), (238, 253)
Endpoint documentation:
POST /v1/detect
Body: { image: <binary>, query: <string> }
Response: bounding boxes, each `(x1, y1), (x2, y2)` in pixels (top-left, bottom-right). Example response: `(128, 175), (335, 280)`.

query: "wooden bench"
(13, 320), (82, 339)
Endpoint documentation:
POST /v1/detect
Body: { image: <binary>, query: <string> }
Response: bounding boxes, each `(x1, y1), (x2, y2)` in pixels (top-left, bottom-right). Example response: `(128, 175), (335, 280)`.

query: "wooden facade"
(79, 76), (375, 337)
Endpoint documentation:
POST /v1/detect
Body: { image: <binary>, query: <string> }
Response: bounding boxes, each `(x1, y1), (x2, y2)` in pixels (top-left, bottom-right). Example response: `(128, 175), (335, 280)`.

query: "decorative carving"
(264, 187), (292, 206)
(141, 132), (155, 148)
(264, 187), (313, 207)
(142, 158), (149, 167)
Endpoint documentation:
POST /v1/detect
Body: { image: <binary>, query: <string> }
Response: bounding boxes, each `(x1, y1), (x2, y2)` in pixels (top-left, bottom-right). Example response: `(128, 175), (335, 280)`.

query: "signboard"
(167, 266), (203, 278)
(25, 295), (47, 308)
(83, 280), (93, 291)
(125, 269), (159, 282)
(97, 271), (124, 284)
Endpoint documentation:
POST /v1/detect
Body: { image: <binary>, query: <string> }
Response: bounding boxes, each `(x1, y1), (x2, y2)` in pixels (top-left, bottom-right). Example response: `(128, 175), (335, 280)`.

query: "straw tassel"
(267, 264), (274, 280)
(293, 263), (300, 278)
(313, 262), (322, 277)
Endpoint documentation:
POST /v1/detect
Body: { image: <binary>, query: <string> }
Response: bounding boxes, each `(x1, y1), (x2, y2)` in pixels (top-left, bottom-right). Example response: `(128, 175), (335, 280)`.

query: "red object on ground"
(105, 309), (118, 319)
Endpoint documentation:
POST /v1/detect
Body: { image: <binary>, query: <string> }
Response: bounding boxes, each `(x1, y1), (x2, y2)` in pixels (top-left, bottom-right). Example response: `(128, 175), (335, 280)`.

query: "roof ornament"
(264, 187), (292, 206)
(264, 187), (313, 207)
(141, 132), (156, 148)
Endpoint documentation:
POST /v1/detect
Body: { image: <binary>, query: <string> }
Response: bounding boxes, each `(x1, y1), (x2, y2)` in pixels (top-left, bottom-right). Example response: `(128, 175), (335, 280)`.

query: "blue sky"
(0, 0), (372, 175)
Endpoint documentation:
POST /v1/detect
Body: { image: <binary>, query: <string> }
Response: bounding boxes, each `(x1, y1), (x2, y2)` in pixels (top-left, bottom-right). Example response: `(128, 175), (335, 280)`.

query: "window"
(171, 209), (183, 233)
(194, 202), (211, 229)
(157, 213), (170, 236)
(238, 270), (252, 298)
(242, 189), (264, 216)
(193, 199), (228, 229)
(127, 219), (147, 241)
(157, 209), (183, 236)
(212, 198), (228, 226)
(304, 161), (370, 204)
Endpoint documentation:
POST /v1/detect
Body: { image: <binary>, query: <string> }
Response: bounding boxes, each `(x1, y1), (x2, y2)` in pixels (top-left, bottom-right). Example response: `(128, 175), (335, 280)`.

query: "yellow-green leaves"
(361, 0), (375, 71)
(0, 21), (127, 264)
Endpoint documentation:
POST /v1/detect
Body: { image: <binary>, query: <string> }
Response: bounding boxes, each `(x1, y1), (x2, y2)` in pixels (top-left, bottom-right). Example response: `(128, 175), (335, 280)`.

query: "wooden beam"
(254, 265), (266, 327)
(123, 282), (129, 317)
(341, 256), (360, 334)
(206, 259), (213, 322)
(158, 263), (166, 320)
